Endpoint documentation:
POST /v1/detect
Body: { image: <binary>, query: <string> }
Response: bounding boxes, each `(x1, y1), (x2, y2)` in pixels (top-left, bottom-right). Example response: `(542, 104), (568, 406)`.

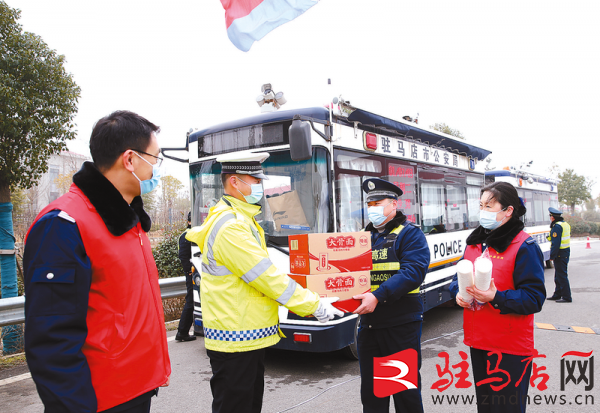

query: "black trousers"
(553, 252), (571, 301)
(357, 321), (423, 413)
(470, 348), (532, 413)
(206, 348), (266, 413)
(177, 271), (194, 336)
(100, 389), (156, 413)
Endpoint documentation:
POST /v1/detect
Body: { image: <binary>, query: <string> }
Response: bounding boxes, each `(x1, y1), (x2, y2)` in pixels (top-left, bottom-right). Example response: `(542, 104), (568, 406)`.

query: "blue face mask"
(479, 208), (506, 230)
(236, 177), (264, 204)
(368, 201), (393, 227)
(132, 152), (162, 195)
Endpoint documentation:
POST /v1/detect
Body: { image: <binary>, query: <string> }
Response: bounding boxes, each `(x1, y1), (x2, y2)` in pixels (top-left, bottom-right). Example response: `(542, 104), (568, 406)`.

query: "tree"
(0, 2), (80, 354)
(558, 169), (592, 215)
(430, 123), (465, 140)
(159, 175), (184, 226)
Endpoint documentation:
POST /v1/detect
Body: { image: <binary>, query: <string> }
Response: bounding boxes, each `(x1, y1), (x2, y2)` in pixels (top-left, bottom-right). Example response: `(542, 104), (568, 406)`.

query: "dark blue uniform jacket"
(362, 214), (430, 328)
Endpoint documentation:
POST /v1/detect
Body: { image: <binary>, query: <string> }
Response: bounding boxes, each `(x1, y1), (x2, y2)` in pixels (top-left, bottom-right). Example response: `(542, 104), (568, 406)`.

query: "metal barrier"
(0, 276), (186, 328)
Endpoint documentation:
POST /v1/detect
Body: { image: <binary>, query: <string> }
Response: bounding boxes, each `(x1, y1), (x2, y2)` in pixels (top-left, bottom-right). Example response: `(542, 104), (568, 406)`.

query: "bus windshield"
(190, 147), (332, 246)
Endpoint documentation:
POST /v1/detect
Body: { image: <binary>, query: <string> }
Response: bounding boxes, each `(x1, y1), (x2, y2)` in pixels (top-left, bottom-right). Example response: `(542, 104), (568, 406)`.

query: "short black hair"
(89, 110), (160, 170)
(480, 181), (527, 219)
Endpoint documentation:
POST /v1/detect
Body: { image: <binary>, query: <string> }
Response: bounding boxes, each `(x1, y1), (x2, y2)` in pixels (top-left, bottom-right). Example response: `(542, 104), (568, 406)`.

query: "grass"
(0, 353), (27, 372)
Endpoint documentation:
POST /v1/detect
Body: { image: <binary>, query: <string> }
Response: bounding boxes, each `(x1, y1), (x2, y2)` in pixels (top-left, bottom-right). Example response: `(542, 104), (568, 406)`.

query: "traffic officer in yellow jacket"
(186, 152), (343, 413)
(546, 207), (572, 302)
(353, 178), (430, 413)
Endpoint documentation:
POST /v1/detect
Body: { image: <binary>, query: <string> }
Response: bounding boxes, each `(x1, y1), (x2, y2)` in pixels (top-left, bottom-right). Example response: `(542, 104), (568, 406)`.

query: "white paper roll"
(456, 260), (474, 303)
(474, 258), (493, 292)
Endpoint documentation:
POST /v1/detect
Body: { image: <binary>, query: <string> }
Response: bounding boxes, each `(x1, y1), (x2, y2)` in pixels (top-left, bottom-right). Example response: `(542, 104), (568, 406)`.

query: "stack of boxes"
(288, 232), (373, 313)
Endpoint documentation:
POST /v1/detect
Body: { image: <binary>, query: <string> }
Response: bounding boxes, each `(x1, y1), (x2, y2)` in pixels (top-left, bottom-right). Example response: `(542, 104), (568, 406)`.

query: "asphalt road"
(1, 239), (598, 412)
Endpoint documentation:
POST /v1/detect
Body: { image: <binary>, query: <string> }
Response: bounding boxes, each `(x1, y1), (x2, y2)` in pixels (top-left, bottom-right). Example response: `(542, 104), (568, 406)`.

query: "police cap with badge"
(549, 207), (562, 216)
(216, 151), (270, 180)
(362, 178), (403, 202)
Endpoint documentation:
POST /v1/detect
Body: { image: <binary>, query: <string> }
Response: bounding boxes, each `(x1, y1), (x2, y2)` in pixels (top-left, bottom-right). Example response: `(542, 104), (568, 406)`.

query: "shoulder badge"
(552, 233), (557, 237)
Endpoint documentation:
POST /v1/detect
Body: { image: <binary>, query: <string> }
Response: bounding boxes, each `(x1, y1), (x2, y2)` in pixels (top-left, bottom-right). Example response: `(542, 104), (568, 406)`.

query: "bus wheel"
(545, 260), (554, 269)
(341, 316), (360, 360)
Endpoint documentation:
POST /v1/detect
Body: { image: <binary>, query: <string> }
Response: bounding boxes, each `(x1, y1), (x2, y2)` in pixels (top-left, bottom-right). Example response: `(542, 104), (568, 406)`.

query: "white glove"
(313, 297), (344, 323)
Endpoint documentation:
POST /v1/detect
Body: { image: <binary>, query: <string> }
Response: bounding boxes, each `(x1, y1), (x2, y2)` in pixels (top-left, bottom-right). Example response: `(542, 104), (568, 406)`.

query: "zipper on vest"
(138, 232), (143, 245)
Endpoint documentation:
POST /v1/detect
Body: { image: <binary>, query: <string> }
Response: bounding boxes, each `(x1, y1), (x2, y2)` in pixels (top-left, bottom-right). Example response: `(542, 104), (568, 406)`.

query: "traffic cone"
(586, 236), (591, 249)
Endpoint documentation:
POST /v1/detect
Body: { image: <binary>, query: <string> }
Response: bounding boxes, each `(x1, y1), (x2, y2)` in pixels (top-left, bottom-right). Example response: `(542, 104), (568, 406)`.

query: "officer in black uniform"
(547, 207), (572, 303)
(353, 178), (430, 413)
(176, 212), (197, 341)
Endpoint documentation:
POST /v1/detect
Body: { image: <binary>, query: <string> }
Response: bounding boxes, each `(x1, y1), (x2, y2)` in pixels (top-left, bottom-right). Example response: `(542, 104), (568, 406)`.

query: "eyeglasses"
(132, 149), (163, 167)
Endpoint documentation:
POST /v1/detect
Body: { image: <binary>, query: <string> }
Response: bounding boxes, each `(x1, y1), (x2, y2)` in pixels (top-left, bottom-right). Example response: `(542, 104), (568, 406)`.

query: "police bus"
(165, 97), (491, 359)
(485, 167), (559, 268)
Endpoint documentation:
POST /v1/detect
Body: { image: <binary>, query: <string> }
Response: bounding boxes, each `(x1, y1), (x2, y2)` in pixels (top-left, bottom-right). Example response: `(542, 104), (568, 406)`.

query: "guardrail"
(0, 276), (186, 328)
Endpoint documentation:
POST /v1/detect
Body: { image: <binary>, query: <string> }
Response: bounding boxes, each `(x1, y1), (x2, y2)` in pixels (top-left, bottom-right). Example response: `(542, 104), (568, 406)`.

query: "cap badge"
(368, 181), (375, 190)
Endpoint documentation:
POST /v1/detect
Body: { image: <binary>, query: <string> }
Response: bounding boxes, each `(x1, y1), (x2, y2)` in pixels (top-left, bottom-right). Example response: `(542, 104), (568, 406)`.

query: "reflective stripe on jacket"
(370, 225), (419, 295)
(556, 221), (571, 249)
(186, 195), (320, 352)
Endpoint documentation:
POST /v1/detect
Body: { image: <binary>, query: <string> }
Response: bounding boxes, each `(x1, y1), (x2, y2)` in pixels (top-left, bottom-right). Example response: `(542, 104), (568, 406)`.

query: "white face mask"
(132, 152), (162, 195)
(236, 177), (264, 204)
(368, 201), (393, 226)
(479, 207), (507, 230)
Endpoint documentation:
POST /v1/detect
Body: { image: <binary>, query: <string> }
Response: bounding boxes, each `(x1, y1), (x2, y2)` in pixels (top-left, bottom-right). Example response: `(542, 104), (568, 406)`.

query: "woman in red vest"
(450, 182), (546, 413)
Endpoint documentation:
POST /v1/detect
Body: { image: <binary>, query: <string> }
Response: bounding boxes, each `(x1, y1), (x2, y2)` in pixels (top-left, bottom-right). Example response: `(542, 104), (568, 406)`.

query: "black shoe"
(556, 298), (572, 303)
(175, 333), (197, 342)
(547, 295), (561, 301)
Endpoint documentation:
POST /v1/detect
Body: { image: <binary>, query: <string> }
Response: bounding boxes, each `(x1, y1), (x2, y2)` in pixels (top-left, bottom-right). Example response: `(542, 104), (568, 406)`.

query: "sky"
(6, 0), (600, 195)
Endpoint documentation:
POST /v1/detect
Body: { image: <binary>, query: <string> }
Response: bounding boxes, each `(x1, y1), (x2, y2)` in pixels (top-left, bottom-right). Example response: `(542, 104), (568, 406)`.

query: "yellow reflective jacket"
(186, 195), (320, 352)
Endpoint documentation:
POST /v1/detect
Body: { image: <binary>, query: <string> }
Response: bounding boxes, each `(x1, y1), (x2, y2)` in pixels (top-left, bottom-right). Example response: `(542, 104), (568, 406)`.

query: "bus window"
(190, 148), (331, 245)
(446, 185), (467, 230)
(534, 192), (545, 224)
(421, 182), (445, 233)
(337, 174), (365, 232)
(517, 189), (533, 226)
(386, 162), (418, 224)
(550, 193), (559, 210)
(336, 154), (382, 173)
(542, 193), (550, 222)
(467, 186), (480, 228)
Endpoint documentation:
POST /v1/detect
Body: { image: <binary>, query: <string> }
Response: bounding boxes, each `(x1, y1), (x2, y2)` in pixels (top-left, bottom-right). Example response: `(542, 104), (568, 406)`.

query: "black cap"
(187, 212), (191, 221)
(362, 178), (403, 202)
(549, 207), (562, 215)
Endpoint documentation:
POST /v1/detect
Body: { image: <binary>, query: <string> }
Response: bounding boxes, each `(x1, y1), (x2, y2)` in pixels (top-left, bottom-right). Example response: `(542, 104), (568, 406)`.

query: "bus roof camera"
(264, 91), (275, 101)
(256, 95), (265, 107)
(261, 83), (272, 94)
(275, 92), (287, 106)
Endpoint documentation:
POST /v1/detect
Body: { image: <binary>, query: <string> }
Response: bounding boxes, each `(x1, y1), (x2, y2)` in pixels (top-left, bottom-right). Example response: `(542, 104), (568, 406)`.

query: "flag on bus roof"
(221, 0), (318, 52)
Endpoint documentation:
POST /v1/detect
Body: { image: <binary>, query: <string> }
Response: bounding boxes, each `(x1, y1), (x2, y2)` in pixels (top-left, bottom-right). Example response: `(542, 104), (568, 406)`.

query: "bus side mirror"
(289, 119), (312, 161)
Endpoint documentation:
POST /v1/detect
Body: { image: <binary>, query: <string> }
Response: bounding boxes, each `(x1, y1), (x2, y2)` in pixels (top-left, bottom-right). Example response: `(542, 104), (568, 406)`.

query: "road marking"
(0, 372), (31, 387)
(535, 322), (598, 334)
(535, 323), (556, 330)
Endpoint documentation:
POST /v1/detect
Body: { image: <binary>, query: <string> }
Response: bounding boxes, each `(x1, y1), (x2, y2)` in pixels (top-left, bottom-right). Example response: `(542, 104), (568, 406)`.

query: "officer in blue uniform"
(547, 207), (572, 303)
(353, 178), (430, 413)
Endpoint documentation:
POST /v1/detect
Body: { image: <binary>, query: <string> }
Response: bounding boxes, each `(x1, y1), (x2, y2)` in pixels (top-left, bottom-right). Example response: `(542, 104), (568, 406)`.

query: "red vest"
(30, 184), (171, 411)
(462, 231), (534, 356)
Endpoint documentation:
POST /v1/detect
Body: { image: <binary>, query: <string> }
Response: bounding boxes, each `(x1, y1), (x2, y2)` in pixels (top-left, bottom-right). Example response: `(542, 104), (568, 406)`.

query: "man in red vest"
(23, 111), (171, 412)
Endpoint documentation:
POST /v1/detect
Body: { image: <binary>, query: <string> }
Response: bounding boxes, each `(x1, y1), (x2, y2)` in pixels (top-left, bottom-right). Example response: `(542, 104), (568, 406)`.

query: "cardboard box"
(289, 271), (371, 303)
(289, 232), (372, 275)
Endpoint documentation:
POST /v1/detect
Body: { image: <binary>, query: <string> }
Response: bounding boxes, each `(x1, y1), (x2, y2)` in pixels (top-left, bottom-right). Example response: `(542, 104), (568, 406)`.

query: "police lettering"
(433, 240), (463, 259)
